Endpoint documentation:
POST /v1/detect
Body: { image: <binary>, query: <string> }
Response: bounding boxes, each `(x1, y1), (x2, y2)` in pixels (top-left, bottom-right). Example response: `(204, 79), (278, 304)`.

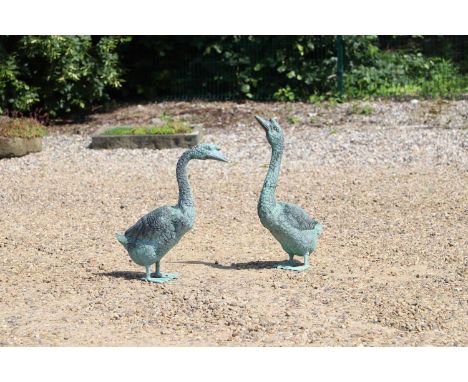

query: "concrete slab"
(90, 126), (202, 150)
(0, 137), (42, 158)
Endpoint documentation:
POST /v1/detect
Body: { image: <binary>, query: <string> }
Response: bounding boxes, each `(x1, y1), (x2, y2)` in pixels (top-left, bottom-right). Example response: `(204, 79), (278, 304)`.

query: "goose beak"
(255, 115), (270, 132)
(209, 151), (228, 162)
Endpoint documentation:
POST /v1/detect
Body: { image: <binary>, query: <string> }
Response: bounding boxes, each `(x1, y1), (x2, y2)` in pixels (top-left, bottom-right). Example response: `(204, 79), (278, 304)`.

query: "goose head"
(255, 115), (284, 146)
(191, 143), (228, 162)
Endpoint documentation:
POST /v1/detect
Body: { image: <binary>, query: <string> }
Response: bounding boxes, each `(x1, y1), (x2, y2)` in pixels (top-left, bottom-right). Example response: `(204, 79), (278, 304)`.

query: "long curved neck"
(260, 139), (284, 208)
(176, 150), (194, 208)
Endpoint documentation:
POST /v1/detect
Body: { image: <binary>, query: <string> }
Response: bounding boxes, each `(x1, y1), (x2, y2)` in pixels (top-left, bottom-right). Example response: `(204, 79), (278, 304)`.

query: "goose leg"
(292, 253), (310, 272)
(153, 261), (162, 277)
(275, 253), (310, 272)
(142, 263), (178, 283)
(151, 261), (179, 281)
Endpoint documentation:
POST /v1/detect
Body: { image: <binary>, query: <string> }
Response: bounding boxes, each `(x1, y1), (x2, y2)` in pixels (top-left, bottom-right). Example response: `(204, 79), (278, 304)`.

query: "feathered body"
(116, 204), (195, 267)
(256, 115), (322, 270)
(259, 202), (322, 257)
(116, 144), (227, 282)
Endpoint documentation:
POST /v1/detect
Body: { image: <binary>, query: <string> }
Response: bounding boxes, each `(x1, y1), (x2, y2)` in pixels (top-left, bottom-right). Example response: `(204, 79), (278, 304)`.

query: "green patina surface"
(116, 144), (228, 283)
(255, 115), (322, 272)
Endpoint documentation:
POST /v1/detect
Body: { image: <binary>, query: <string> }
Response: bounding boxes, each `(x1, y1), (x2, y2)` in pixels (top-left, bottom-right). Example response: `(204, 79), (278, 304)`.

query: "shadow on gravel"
(175, 260), (286, 270)
(98, 271), (142, 280)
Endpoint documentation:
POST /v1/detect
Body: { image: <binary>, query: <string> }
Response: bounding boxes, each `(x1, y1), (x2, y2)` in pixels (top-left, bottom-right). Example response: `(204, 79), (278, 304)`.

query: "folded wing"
(279, 202), (320, 231)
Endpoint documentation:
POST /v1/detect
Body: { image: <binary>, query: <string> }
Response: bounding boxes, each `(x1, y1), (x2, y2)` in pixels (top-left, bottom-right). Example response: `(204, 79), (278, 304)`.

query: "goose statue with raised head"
(116, 143), (228, 283)
(255, 115), (322, 271)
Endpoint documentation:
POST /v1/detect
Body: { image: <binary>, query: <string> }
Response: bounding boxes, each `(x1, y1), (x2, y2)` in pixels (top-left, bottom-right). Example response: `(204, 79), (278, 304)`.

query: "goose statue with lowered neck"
(116, 143), (228, 283)
(256, 115), (322, 271)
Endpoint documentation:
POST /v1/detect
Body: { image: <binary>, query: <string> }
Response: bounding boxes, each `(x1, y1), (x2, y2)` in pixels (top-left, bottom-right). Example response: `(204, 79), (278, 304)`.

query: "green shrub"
(0, 117), (47, 138)
(274, 86), (296, 102)
(118, 36), (378, 101)
(344, 52), (467, 98)
(1, 36), (466, 118)
(419, 59), (468, 97)
(0, 36), (129, 117)
(120, 36), (467, 102)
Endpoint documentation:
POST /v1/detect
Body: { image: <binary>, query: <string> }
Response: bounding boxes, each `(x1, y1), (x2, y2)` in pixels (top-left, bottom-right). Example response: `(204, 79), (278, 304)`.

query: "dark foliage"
(1, 35), (466, 117)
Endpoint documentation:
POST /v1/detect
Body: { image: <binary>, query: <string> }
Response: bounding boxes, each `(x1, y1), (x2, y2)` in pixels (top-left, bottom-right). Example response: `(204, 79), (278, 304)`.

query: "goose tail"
(314, 222), (323, 236)
(115, 233), (129, 249)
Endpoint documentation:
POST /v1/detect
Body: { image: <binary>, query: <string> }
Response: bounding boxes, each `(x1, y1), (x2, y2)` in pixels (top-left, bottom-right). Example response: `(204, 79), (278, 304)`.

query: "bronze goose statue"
(255, 115), (322, 271)
(116, 143), (228, 283)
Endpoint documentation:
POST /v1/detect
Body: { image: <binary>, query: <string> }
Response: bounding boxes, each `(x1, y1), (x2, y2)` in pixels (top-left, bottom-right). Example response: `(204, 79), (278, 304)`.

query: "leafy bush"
(118, 36), (378, 101)
(345, 52), (467, 98)
(1, 36), (466, 118)
(119, 35), (467, 102)
(0, 117), (47, 138)
(0, 36), (128, 117)
(419, 59), (468, 97)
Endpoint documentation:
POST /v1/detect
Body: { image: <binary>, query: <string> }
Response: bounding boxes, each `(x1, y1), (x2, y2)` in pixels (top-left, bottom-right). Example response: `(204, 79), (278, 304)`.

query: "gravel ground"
(0, 100), (467, 346)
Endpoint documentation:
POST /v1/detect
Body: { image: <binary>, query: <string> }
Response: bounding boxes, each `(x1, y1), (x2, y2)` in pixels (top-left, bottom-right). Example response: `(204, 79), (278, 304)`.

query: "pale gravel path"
(0, 101), (467, 346)
(11, 120), (468, 171)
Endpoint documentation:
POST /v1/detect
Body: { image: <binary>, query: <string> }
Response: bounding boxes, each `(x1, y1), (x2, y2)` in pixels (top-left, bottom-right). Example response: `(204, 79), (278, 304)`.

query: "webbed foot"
(274, 254), (310, 272)
(275, 263), (310, 272)
(143, 265), (179, 283)
(150, 272), (179, 280)
(142, 276), (172, 283)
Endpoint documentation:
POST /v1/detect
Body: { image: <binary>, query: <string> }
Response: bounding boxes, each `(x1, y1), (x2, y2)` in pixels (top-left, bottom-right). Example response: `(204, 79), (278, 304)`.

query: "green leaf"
(296, 43), (304, 56)
(241, 84), (250, 93)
